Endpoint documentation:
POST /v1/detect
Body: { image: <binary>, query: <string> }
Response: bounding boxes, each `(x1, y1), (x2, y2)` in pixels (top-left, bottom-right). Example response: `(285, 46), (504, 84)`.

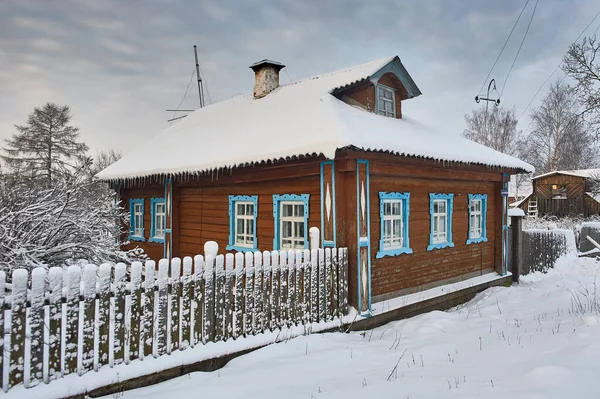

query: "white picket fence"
(0, 247), (349, 392)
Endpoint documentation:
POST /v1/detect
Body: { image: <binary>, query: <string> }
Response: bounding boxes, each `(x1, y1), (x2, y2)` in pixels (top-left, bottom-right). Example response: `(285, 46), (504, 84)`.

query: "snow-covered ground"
(102, 256), (600, 399)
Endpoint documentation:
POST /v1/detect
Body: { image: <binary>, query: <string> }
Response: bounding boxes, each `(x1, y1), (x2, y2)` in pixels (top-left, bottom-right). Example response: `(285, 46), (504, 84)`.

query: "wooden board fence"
(0, 247), (348, 392)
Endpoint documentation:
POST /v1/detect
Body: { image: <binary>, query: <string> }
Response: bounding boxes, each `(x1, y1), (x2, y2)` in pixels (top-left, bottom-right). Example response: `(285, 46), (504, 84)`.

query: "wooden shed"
(98, 56), (532, 314)
(514, 169), (600, 218)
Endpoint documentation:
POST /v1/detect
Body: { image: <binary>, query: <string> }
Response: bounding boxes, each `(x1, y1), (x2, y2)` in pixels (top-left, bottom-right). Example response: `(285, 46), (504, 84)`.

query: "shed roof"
(532, 169), (600, 180)
(97, 56), (534, 181)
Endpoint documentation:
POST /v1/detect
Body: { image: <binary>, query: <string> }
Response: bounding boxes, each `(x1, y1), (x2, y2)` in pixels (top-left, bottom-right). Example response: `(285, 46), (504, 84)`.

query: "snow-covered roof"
(533, 169), (600, 180)
(98, 56), (534, 181)
(510, 193), (532, 208)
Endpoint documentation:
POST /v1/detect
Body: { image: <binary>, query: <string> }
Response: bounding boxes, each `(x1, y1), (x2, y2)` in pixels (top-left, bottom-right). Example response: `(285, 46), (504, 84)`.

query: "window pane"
(439, 216), (446, 233)
(282, 221), (292, 238)
(295, 204), (304, 217)
(282, 204), (293, 217)
(237, 219), (244, 235)
(246, 219), (254, 235)
(393, 219), (402, 238)
(295, 221), (305, 238)
(246, 203), (254, 215)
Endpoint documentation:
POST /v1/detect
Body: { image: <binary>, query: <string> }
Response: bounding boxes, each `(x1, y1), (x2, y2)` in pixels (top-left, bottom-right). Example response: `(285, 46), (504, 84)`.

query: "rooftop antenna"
(194, 45), (204, 108)
(475, 78), (501, 131)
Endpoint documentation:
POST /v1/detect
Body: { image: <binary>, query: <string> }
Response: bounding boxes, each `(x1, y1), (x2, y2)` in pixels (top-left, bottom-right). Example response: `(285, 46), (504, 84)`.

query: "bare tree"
(563, 35), (600, 134)
(463, 106), (521, 156)
(520, 81), (597, 174)
(1, 102), (89, 185)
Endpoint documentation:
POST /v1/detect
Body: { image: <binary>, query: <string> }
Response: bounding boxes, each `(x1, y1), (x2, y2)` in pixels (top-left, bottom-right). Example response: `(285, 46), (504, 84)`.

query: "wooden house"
(98, 56), (533, 314)
(512, 169), (600, 218)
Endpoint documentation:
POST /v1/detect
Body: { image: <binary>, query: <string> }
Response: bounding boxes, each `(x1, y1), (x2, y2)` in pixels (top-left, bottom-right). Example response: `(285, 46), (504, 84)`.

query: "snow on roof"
(510, 193), (532, 208)
(97, 56), (534, 181)
(533, 168), (600, 180)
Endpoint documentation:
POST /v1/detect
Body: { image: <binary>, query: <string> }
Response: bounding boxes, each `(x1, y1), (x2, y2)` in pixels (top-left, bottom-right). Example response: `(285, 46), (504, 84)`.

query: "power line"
(198, 65), (212, 105)
(500, 0), (539, 97)
(477, 0), (531, 95)
(170, 68), (196, 124)
(517, 7), (600, 121)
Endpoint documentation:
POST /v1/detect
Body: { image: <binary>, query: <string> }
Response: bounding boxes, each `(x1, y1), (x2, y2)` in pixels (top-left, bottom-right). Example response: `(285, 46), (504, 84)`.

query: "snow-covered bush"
(0, 175), (143, 273)
(523, 214), (600, 244)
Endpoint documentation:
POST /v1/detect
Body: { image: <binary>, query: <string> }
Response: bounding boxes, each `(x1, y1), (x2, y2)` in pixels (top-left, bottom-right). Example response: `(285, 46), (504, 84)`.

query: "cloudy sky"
(1, 0), (599, 158)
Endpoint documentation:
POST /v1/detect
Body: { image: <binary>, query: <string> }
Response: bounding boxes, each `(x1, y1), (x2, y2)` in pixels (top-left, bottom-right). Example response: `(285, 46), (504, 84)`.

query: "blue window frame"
(376, 192), (412, 258)
(273, 194), (309, 250)
(129, 198), (145, 242)
(427, 193), (454, 251)
(227, 195), (258, 252)
(467, 194), (488, 244)
(149, 197), (166, 243)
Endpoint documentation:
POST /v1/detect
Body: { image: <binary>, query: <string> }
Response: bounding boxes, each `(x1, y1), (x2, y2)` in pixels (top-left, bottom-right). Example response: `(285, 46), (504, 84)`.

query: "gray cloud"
(1, 0), (599, 157)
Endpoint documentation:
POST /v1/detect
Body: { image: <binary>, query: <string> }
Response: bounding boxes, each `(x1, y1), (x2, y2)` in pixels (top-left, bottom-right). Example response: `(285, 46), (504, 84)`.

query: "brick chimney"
(250, 59), (285, 99)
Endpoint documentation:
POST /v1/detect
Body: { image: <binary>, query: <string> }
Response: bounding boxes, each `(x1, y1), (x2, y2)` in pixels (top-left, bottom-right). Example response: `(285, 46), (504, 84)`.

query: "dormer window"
(376, 84), (396, 117)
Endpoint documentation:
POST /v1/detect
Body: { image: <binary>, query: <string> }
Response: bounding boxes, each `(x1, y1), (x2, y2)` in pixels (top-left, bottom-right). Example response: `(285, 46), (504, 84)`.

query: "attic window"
(376, 84), (396, 117)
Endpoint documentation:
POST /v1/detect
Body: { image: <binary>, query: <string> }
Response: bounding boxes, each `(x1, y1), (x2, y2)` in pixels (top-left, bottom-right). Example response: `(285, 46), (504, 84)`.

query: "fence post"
(29, 268), (47, 385)
(113, 263), (127, 365)
(98, 263), (113, 368)
(170, 257), (182, 353)
(130, 262), (143, 360)
(81, 265), (97, 374)
(9, 269), (27, 388)
(47, 267), (63, 380)
(511, 215), (523, 282)
(180, 257), (193, 349)
(64, 266), (81, 376)
(142, 261), (156, 359)
(192, 255), (204, 346)
(157, 259), (169, 356)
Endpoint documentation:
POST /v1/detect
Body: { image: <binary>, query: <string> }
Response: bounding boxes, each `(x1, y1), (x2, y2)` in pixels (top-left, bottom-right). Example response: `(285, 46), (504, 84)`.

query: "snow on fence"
(578, 222), (600, 254)
(522, 229), (576, 274)
(0, 247), (349, 392)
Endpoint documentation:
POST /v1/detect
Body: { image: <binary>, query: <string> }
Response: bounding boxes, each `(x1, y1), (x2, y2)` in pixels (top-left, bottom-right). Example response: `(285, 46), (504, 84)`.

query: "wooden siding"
(339, 73), (404, 119)
(368, 174), (498, 300)
(176, 176), (321, 259)
(120, 186), (166, 262)
(534, 174), (586, 200)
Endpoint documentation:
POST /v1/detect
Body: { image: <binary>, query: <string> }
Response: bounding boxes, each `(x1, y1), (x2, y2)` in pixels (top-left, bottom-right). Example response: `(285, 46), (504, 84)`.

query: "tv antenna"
(475, 79), (501, 107)
(166, 45), (206, 122)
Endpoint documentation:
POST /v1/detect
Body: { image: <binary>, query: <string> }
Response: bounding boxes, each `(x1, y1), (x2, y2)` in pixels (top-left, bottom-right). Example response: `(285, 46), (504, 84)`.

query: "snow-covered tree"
(1, 102), (89, 186)
(520, 81), (597, 174)
(0, 167), (143, 272)
(463, 106), (521, 156)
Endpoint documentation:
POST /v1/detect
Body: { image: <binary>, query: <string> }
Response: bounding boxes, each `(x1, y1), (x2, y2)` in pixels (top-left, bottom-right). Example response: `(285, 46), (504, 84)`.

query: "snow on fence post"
(97, 263), (112, 368)
(9, 269), (27, 388)
(244, 252), (255, 336)
(203, 255), (215, 343)
(214, 255), (225, 341)
(340, 248), (348, 314)
(287, 250), (296, 327)
(294, 249), (303, 325)
(29, 268), (46, 386)
(331, 249), (339, 318)
(0, 271), (4, 391)
(278, 250), (288, 329)
(64, 266), (81, 376)
(253, 251), (263, 333)
(262, 251), (272, 332)
(129, 262), (143, 361)
(142, 260), (155, 359)
(81, 265), (97, 374)
(324, 248), (332, 321)
(302, 249), (311, 325)
(224, 253), (235, 340)
(156, 259), (169, 356)
(113, 263), (127, 365)
(47, 267), (63, 380)
(310, 249), (319, 322)
(233, 252), (244, 339)
(318, 248), (326, 322)
(169, 257), (182, 353)
(180, 257), (193, 350)
(270, 250), (280, 331)
(192, 255), (204, 346)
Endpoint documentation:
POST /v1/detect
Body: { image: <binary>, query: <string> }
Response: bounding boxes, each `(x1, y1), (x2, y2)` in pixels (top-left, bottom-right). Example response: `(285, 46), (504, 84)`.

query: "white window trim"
(279, 200), (306, 250)
(432, 199), (448, 244)
(154, 203), (166, 239)
(133, 203), (144, 237)
(234, 201), (256, 248)
(469, 199), (483, 239)
(382, 199), (404, 250)
(376, 84), (396, 118)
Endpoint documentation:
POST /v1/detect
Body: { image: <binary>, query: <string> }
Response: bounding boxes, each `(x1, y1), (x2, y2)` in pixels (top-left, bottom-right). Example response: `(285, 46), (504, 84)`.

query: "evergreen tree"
(1, 102), (89, 185)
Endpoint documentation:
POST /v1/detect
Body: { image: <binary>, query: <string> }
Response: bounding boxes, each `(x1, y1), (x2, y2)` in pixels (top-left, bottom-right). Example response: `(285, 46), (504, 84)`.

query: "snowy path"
(103, 256), (600, 399)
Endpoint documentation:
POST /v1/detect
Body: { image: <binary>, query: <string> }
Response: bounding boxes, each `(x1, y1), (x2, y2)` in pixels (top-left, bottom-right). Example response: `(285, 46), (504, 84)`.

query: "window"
(427, 193), (454, 251)
(552, 184), (567, 199)
(227, 195), (258, 252)
(273, 194), (309, 250)
(149, 198), (166, 243)
(376, 84), (396, 117)
(467, 194), (488, 245)
(377, 192), (412, 258)
(129, 198), (145, 242)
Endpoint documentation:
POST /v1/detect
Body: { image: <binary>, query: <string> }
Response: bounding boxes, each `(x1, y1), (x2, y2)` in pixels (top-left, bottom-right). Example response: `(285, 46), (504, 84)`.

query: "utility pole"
(194, 45), (204, 108)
